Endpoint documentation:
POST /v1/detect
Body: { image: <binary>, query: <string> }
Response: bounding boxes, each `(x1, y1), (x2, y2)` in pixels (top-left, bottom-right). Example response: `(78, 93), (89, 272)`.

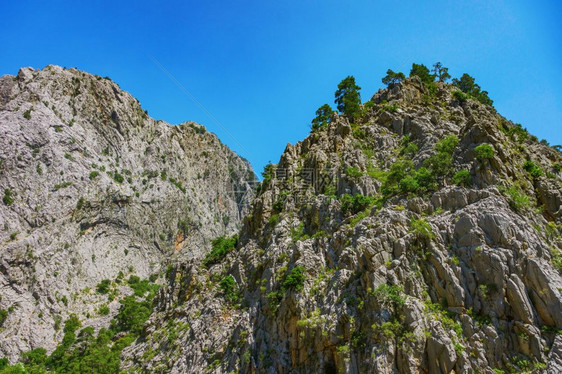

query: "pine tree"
(409, 63), (434, 84)
(334, 76), (361, 120)
(311, 104), (333, 131)
(431, 62), (451, 82)
(382, 69), (406, 86)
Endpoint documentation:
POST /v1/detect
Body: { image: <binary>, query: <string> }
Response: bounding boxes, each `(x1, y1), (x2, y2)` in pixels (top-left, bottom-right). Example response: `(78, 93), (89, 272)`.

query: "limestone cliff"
(1, 68), (561, 374)
(0, 66), (254, 361)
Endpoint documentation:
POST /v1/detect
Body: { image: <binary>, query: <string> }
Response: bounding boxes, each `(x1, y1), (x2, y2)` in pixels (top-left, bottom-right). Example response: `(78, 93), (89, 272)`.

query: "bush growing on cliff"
(474, 144), (494, 163)
(282, 266), (306, 292)
(3, 189), (14, 206)
(452, 170), (471, 186)
(219, 275), (240, 303)
(410, 218), (435, 240)
(96, 279), (111, 294)
(425, 135), (459, 178)
(203, 234), (239, 268)
(523, 160), (543, 179)
(505, 185), (530, 212)
(452, 90), (468, 102)
(340, 194), (375, 216)
(0, 309), (8, 327)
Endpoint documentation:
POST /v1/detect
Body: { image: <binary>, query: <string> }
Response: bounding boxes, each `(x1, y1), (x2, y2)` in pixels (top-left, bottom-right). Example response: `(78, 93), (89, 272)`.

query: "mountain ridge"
(1, 66), (561, 373)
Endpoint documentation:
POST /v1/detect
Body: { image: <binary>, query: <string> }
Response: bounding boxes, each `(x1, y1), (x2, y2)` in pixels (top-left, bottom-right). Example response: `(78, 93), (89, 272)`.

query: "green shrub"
(340, 194), (374, 216)
(23, 108), (32, 120)
(399, 175), (419, 193)
(3, 189), (14, 206)
(410, 218), (435, 240)
(54, 182), (72, 191)
(413, 167), (435, 191)
(382, 160), (414, 195)
(113, 172), (124, 183)
(523, 160), (543, 179)
(436, 135), (459, 154)
(452, 90), (468, 102)
(76, 197), (85, 210)
(382, 103), (399, 112)
(98, 305), (110, 316)
(401, 142), (418, 157)
(502, 122), (529, 142)
(177, 219), (190, 234)
(290, 222), (309, 242)
(424, 135), (459, 178)
(505, 185), (530, 211)
(261, 163), (275, 185)
(268, 214), (280, 227)
(372, 319), (402, 340)
(0, 309), (8, 327)
(127, 275), (159, 298)
(452, 170), (471, 186)
(282, 266), (307, 292)
(474, 144), (494, 162)
(89, 171), (99, 180)
(203, 234), (239, 268)
(266, 291), (282, 310)
(96, 279), (111, 294)
(114, 296), (151, 334)
(219, 275), (239, 303)
(371, 284), (405, 310)
(345, 166), (363, 179)
(22, 348), (47, 366)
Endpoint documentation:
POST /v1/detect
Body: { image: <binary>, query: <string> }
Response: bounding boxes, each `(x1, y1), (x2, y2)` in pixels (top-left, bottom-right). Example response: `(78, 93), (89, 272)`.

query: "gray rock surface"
(1, 69), (561, 374)
(0, 66), (254, 361)
(123, 77), (562, 373)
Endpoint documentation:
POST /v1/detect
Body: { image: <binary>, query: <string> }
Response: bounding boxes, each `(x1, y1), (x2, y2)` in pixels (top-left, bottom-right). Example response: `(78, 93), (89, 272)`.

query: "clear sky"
(1, 0), (561, 175)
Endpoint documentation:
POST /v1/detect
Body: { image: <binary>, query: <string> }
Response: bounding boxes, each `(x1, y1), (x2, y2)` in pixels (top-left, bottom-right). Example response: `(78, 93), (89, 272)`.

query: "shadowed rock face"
(122, 78), (562, 373)
(0, 65), (255, 360)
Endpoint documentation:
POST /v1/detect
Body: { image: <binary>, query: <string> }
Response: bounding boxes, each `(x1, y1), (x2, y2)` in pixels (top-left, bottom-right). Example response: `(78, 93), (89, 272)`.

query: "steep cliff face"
(0, 66), (254, 360)
(124, 77), (562, 373)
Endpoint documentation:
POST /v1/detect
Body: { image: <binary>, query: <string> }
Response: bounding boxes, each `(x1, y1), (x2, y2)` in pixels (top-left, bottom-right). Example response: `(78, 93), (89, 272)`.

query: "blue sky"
(1, 0), (560, 174)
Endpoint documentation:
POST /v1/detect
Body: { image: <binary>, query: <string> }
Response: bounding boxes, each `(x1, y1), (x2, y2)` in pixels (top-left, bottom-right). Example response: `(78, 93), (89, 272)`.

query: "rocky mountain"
(121, 77), (562, 373)
(0, 66), (254, 362)
(1, 67), (561, 374)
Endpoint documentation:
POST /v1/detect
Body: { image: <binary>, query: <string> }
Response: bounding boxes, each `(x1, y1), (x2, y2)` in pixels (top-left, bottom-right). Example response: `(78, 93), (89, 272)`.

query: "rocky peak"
(123, 76), (562, 373)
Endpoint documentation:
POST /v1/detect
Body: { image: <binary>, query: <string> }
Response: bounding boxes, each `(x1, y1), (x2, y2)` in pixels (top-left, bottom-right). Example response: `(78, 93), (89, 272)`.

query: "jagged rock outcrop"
(124, 77), (562, 373)
(0, 66), (255, 361)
